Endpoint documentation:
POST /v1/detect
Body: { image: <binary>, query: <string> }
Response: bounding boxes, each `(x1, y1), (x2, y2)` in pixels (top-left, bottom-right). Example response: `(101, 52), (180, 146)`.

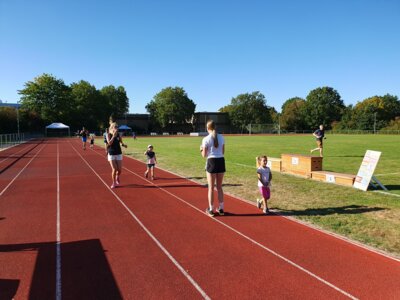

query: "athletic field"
(119, 134), (400, 257)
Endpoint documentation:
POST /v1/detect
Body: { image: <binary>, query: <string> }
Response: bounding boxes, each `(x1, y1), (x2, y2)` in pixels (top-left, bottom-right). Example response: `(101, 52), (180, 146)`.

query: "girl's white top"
(201, 133), (224, 158)
(257, 166), (271, 187)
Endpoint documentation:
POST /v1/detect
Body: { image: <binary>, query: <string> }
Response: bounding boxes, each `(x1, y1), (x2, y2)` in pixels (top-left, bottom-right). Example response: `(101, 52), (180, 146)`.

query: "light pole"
(16, 103), (20, 138)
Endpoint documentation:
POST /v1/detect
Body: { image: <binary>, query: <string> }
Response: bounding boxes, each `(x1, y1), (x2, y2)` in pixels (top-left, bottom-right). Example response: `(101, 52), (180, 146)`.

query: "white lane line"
(374, 172), (400, 176)
(121, 164), (358, 300)
(70, 143), (210, 300)
(56, 143), (62, 300)
(373, 190), (400, 198)
(0, 145), (46, 197)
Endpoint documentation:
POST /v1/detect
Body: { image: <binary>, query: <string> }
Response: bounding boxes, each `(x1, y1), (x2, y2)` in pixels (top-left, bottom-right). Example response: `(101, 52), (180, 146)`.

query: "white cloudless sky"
(1, 0), (399, 113)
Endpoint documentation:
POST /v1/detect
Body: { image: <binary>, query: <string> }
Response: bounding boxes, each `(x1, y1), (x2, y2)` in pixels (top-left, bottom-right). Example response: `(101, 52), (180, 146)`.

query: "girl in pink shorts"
(256, 156), (272, 214)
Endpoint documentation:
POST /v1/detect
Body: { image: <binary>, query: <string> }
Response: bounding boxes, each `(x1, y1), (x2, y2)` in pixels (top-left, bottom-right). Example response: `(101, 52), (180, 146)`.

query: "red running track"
(0, 139), (399, 299)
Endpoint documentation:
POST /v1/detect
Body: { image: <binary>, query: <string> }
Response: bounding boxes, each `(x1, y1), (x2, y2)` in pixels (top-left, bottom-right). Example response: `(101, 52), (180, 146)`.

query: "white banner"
(353, 150), (381, 191)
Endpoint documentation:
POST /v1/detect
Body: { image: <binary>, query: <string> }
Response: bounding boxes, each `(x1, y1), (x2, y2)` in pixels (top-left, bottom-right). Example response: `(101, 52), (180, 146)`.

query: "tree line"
(1, 74), (129, 133)
(1, 73), (399, 134)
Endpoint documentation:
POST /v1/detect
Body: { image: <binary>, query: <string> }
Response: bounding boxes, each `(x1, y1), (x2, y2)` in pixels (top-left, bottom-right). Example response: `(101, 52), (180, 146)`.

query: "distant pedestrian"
(256, 155), (272, 214)
(89, 134), (94, 149)
(144, 145), (157, 180)
(107, 122), (127, 189)
(103, 128), (109, 154)
(200, 120), (225, 217)
(79, 127), (89, 150)
(310, 125), (325, 157)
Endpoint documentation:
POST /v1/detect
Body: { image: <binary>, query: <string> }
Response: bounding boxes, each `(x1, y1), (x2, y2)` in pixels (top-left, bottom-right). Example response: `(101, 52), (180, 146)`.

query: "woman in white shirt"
(200, 120), (225, 217)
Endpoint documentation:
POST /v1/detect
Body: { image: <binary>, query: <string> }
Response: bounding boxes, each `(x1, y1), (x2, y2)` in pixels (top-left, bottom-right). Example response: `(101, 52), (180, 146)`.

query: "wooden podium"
(311, 171), (356, 186)
(267, 157), (282, 172)
(281, 154), (322, 178)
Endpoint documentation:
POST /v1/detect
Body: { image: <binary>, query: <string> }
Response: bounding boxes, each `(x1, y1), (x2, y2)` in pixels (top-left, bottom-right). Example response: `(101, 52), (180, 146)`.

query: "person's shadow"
(276, 205), (385, 216)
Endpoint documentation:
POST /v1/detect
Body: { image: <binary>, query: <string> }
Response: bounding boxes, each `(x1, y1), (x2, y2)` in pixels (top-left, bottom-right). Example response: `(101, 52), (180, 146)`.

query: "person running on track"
(256, 155), (272, 214)
(310, 124), (325, 157)
(200, 120), (226, 217)
(144, 145), (157, 180)
(80, 127), (89, 150)
(107, 122), (127, 189)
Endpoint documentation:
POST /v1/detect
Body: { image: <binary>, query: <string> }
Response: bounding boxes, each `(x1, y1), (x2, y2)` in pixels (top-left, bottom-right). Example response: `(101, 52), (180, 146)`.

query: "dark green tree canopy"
(100, 85), (129, 120)
(17, 74), (130, 131)
(19, 74), (72, 124)
(280, 97), (306, 131)
(226, 91), (272, 131)
(146, 87), (196, 129)
(351, 94), (400, 130)
(303, 87), (345, 129)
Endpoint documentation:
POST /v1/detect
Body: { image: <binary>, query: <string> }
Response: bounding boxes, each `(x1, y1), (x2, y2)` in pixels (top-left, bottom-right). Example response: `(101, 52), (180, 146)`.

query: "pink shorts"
(259, 186), (270, 200)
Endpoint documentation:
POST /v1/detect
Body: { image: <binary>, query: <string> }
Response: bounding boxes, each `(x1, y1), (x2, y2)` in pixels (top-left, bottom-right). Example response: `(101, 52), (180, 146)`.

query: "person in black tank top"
(107, 123), (127, 189)
(80, 127), (88, 150)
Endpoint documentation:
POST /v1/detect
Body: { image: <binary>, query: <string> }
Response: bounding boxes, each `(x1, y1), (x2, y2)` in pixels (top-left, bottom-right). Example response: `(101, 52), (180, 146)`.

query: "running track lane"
(0, 138), (399, 299)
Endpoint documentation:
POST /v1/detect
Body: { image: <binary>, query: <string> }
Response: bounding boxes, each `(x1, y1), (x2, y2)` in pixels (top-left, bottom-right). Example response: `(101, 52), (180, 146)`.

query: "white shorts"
(108, 154), (123, 161)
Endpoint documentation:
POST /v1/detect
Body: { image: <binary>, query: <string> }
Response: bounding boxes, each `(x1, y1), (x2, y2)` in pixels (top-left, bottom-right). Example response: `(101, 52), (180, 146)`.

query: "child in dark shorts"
(144, 145), (157, 180)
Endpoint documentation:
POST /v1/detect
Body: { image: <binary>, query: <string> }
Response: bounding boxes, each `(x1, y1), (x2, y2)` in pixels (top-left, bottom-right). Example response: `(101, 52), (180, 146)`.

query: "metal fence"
(0, 133), (26, 149)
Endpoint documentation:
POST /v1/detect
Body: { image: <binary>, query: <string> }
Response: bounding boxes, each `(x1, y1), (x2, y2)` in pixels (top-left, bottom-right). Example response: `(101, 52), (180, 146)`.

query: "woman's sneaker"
(205, 208), (214, 217)
(263, 208), (269, 215)
(216, 208), (225, 216)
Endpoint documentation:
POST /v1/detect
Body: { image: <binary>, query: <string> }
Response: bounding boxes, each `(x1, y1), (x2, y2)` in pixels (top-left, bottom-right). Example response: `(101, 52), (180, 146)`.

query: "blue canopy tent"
(118, 124), (132, 136)
(118, 125), (132, 130)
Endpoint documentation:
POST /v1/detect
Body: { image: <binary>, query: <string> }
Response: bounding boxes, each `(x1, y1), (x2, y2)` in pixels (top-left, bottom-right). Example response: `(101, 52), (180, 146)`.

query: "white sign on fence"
(291, 157), (299, 165)
(353, 150), (382, 191)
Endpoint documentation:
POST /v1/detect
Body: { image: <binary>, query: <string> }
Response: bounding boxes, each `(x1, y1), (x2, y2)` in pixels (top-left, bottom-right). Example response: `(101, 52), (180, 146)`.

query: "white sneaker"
(256, 199), (262, 209)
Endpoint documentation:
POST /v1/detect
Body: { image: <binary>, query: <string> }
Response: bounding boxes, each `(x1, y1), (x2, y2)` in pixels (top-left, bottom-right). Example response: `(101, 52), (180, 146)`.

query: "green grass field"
(101, 134), (400, 257)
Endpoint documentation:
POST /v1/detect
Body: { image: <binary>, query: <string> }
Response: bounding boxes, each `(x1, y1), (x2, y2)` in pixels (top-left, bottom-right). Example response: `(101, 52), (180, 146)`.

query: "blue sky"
(1, 0), (399, 113)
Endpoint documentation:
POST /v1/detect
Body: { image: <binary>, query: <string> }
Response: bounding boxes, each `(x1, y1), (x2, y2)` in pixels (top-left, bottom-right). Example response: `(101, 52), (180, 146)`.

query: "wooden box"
(311, 171), (356, 187)
(281, 154), (323, 178)
(267, 157), (282, 172)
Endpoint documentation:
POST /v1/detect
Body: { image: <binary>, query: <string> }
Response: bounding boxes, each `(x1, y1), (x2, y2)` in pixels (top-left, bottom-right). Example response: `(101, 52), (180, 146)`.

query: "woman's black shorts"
(206, 157), (226, 173)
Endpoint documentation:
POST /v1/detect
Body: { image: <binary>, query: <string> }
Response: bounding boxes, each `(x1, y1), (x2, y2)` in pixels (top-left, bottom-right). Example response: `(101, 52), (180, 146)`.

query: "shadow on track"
(123, 183), (202, 189)
(276, 205), (385, 217)
(0, 140), (44, 175)
(0, 239), (122, 299)
(0, 279), (19, 299)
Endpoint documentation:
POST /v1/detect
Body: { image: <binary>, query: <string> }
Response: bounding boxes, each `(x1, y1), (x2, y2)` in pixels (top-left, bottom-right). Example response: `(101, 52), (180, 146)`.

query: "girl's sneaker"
(116, 177), (120, 185)
(256, 199), (262, 209)
(263, 208), (270, 215)
(216, 208), (224, 216)
(111, 184), (116, 189)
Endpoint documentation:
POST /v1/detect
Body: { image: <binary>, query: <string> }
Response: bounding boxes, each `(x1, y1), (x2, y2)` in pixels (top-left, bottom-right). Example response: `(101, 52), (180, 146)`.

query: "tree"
(225, 91), (272, 132)
(100, 85), (129, 121)
(146, 87), (196, 129)
(303, 87), (345, 129)
(280, 97), (306, 131)
(18, 73), (72, 124)
(0, 107), (18, 134)
(381, 117), (400, 130)
(351, 94), (400, 130)
(70, 80), (106, 130)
